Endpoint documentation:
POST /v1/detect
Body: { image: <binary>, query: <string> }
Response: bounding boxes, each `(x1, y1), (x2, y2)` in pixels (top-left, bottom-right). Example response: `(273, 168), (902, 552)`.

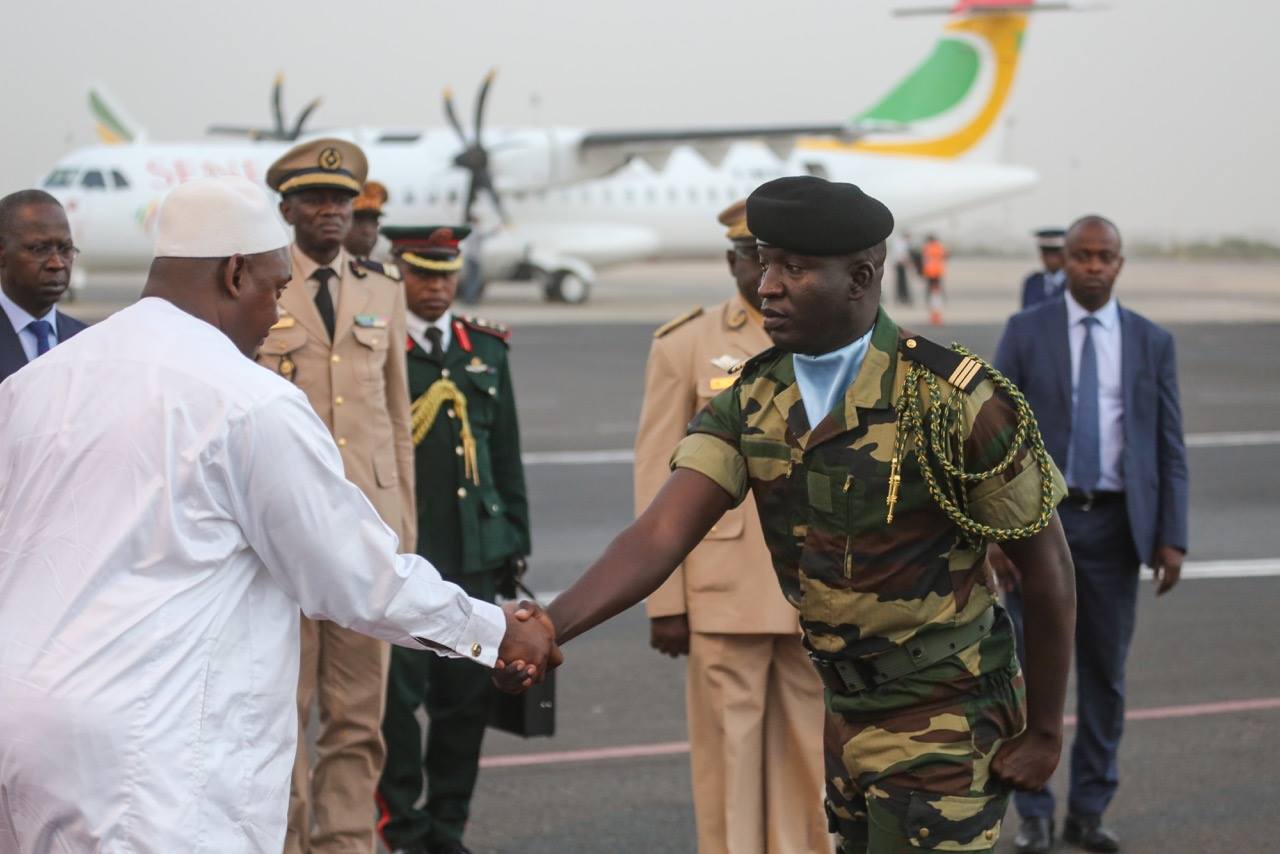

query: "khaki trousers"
(686, 632), (829, 854)
(286, 616), (391, 854)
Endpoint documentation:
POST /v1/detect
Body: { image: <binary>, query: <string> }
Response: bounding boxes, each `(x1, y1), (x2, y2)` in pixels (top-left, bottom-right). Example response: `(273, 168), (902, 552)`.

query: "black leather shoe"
(1014, 816), (1055, 854)
(427, 842), (473, 854)
(1064, 813), (1120, 852)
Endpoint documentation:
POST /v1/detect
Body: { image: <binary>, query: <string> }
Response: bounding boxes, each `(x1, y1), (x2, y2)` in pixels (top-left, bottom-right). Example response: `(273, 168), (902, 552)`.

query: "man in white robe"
(0, 176), (555, 853)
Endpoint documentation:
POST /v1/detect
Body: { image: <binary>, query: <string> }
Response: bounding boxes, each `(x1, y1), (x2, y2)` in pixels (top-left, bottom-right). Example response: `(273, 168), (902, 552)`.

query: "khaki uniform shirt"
(636, 294), (800, 635)
(256, 244), (416, 548)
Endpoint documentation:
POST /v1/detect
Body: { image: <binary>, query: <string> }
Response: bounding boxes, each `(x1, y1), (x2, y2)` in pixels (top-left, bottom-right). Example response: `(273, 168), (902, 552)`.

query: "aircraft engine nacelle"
(488, 128), (637, 192)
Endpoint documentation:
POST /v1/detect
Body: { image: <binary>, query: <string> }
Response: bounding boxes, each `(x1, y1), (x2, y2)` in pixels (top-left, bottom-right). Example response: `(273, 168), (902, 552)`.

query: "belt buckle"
(1081, 491), (1095, 512)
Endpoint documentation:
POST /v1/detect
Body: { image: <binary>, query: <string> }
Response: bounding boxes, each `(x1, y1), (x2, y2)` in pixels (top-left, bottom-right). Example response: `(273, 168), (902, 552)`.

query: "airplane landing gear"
(543, 270), (590, 305)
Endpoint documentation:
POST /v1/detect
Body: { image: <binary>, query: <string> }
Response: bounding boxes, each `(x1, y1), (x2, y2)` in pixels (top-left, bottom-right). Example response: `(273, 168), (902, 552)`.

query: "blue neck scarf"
(792, 324), (875, 431)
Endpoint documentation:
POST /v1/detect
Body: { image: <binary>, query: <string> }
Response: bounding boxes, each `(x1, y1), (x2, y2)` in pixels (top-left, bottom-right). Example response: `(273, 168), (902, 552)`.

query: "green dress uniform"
(672, 308), (1066, 853)
(377, 313), (530, 852)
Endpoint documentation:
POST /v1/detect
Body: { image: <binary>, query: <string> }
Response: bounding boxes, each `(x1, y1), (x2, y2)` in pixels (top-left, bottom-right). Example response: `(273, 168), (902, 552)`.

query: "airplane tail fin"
(88, 84), (146, 145)
(837, 0), (1093, 160)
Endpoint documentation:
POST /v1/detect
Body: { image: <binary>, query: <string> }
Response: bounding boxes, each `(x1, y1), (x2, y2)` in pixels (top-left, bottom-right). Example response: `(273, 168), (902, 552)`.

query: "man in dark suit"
(0, 190), (88, 382)
(1020, 227), (1068, 309)
(990, 215), (1189, 853)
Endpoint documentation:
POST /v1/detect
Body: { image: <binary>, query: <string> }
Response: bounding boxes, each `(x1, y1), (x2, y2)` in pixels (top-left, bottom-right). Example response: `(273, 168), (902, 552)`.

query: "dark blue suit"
(0, 308), (88, 383)
(1020, 270), (1064, 309)
(995, 295), (1188, 820)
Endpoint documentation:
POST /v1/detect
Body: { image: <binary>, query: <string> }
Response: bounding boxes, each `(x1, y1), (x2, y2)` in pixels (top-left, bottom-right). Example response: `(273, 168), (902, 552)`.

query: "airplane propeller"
(207, 72), (322, 141)
(443, 69), (507, 223)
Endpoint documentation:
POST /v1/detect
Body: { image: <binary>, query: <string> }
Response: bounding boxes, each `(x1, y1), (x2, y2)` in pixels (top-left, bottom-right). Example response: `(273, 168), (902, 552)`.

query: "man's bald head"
(1066, 215), (1121, 249)
(1064, 214), (1124, 312)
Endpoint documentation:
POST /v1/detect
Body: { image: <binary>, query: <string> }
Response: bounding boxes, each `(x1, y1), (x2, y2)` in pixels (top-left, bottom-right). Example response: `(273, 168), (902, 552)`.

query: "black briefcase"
(488, 580), (556, 738)
(488, 668), (555, 737)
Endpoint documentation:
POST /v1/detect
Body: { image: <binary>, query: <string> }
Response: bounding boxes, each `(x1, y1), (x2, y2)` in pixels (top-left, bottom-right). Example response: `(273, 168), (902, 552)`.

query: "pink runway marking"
(480, 696), (1280, 770)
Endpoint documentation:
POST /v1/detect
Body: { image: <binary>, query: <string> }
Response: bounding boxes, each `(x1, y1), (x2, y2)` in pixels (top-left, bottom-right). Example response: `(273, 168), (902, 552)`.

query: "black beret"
(746, 176), (894, 256)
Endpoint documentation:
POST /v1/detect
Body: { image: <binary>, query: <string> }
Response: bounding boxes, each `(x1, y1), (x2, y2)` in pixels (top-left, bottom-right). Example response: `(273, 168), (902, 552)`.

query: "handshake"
(493, 600), (562, 693)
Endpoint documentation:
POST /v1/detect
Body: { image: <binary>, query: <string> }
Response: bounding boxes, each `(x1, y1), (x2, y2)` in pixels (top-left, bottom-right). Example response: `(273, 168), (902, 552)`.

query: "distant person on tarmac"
(922, 233), (947, 324)
(1020, 227), (1067, 309)
(889, 231), (913, 305)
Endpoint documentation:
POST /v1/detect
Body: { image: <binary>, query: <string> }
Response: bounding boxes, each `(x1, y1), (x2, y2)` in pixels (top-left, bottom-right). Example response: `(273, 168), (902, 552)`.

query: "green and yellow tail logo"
(806, 1), (1048, 159)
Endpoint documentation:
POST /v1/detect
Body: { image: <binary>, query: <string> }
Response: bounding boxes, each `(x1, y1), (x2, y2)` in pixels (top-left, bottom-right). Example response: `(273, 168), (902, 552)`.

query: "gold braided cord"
(890, 345), (1057, 547)
(411, 379), (479, 485)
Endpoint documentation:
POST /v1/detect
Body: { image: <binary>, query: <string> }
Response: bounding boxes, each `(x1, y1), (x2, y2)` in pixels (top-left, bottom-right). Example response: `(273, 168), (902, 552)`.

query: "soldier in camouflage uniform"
(524, 177), (1077, 853)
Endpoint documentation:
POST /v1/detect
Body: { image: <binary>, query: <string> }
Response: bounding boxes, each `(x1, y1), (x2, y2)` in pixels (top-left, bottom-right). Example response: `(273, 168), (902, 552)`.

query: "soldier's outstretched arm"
(989, 513), (1076, 790)
(546, 468), (733, 645)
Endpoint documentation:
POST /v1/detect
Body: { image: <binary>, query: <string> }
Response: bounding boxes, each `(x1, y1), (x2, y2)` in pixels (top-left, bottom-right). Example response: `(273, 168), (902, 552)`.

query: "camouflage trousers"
(823, 659), (1025, 853)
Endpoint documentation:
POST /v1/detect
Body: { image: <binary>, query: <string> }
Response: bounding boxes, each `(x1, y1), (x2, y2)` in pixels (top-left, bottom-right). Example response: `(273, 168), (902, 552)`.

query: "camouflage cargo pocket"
(902, 790), (1006, 850)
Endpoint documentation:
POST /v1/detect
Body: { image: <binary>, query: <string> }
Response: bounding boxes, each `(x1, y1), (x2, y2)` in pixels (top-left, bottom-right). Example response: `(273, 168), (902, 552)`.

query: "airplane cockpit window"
(81, 170), (107, 189)
(43, 168), (79, 188)
(111, 170), (130, 188)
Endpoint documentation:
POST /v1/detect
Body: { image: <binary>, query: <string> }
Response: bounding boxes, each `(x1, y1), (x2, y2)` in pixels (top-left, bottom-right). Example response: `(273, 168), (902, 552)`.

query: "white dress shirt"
(0, 298), (505, 852)
(1065, 290), (1125, 491)
(0, 287), (59, 362)
(406, 308), (453, 356)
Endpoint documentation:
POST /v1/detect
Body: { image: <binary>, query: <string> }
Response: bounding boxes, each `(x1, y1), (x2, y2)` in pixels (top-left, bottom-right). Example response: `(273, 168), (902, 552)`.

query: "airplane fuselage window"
(81, 170), (106, 189)
(112, 170), (130, 189)
(43, 168), (79, 188)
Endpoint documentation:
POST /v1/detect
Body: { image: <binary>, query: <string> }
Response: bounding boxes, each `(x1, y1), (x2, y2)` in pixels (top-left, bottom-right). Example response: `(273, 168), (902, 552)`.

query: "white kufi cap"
(153, 175), (290, 258)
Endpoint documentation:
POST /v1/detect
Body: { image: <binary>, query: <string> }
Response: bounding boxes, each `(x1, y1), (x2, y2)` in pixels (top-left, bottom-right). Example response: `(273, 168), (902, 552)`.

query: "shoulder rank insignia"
(351, 257), (402, 281)
(899, 335), (988, 393)
(710, 354), (740, 372)
(653, 306), (703, 339)
(460, 315), (511, 345)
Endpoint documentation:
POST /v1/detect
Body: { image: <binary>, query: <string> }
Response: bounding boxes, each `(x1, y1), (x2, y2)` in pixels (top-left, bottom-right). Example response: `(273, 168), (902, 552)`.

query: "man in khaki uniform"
(634, 200), (827, 854)
(258, 138), (416, 854)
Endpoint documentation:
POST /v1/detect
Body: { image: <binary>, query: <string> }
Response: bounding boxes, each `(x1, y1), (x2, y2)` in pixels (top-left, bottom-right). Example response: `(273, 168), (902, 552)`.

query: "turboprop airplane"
(40, 0), (1077, 304)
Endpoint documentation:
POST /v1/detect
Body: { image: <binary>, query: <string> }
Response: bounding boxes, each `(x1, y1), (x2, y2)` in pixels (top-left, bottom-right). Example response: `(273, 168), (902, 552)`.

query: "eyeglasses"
(21, 242), (81, 261)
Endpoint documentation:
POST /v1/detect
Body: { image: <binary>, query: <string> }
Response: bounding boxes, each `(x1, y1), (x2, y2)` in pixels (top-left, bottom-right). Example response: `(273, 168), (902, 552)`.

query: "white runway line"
(522, 430), (1280, 467)
(1184, 430), (1280, 448)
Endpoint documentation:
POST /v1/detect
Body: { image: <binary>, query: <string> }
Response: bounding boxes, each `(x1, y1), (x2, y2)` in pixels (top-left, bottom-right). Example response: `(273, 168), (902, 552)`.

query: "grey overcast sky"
(4, 0), (1276, 243)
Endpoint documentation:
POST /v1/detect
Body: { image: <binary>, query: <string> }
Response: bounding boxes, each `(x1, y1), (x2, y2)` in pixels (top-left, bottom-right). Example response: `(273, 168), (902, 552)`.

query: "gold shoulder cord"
(887, 345), (1057, 547)
(411, 379), (480, 485)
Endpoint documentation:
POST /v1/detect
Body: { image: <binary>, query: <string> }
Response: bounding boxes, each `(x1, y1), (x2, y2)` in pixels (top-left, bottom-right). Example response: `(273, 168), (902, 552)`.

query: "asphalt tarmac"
(72, 258), (1280, 852)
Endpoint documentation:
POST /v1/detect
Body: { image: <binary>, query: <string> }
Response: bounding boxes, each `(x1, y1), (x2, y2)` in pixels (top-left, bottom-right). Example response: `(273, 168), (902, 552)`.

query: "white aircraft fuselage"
(41, 129), (1036, 275)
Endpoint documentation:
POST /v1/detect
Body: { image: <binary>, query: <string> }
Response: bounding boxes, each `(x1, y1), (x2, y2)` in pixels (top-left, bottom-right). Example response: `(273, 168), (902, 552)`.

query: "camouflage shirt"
(672, 308), (1065, 666)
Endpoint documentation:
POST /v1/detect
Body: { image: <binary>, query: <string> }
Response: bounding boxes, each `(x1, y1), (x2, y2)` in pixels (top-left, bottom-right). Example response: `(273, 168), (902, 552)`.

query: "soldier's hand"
(990, 727), (1062, 791)
(1151, 545), (1184, 597)
(986, 542), (1021, 593)
(649, 614), (691, 658)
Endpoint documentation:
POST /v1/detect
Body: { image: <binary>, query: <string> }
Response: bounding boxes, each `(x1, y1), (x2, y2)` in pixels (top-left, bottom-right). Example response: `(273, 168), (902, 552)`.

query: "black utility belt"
(810, 606), (995, 696)
(1064, 490), (1124, 511)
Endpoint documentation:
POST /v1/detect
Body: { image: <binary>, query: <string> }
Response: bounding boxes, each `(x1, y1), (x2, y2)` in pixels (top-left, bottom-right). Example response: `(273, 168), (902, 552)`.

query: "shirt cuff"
(670, 433), (748, 506)
(437, 599), (506, 669)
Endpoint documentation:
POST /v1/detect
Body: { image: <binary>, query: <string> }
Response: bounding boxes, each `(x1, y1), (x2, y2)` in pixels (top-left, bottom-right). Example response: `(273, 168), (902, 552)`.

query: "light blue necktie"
(27, 319), (54, 356)
(1069, 316), (1101, 492)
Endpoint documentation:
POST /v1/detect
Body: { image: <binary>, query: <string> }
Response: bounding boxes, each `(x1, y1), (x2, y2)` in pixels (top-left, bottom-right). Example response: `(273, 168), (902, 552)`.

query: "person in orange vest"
(922, 233), (948, 325)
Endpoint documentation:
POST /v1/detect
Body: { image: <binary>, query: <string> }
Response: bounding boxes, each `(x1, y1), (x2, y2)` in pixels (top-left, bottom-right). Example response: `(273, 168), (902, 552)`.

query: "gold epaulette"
(899, 334), (988, 393)
(654, 306), (704, 339)
(460, 314), (511, 343)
